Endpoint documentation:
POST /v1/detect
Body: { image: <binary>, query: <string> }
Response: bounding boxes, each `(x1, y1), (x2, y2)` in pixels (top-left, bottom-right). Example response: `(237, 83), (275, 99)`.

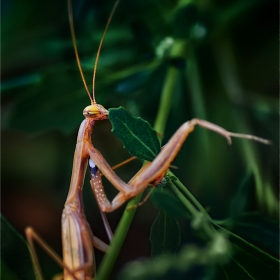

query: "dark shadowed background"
(1, 0), (278, 279)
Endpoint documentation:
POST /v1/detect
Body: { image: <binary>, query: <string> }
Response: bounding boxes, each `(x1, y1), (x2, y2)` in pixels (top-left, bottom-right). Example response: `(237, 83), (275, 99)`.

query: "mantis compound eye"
(83, 104), (108, 118)
(83, 105), (100, 115)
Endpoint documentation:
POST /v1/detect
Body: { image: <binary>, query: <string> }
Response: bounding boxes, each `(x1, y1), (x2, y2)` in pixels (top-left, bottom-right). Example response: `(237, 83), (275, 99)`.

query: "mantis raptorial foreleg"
(86, 118), (270, 213)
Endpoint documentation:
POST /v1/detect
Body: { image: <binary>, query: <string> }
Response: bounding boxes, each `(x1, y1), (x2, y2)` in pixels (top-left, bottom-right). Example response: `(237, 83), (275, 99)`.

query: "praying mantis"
(24, 0), (271, 279)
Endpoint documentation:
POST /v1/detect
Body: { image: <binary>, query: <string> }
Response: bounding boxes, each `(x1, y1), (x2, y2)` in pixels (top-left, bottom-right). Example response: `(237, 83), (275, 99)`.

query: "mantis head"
(83, 103), (108, 120)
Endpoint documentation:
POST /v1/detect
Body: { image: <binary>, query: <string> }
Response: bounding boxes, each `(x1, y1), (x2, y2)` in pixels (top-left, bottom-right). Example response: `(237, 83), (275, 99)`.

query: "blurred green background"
(1, 0), (278, 279)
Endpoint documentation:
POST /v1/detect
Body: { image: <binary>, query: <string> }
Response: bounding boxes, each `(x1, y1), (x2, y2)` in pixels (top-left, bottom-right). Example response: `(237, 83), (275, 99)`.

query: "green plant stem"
(168, 181), (198, 217)
(168, 172), (215, 238)
(96, 195), (142, 280)
(154, 67), (179, 135)
(97, 49), (180, 280)
(187, 48), (208, 130)
(172, 174), (211, 220)
(154, 39), (187, 136)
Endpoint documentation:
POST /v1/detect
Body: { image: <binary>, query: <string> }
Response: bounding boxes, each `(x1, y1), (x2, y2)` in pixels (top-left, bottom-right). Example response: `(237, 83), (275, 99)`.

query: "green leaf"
(1, 214), (39, 280)
(172, 3), (198, 39)
(0, 260), (20, 280)
(150, 211), (181, 258)
(217, 238), (279, 280)
(119, 233), (231, 280)
(109, 107), (160, 161)
(213, 222), (279, 280)
(1, 73), (42, 92)
(150, 188), (191, 219)
(229, 172), (255, 218)
(6, 67), (90, 134)
(214, 0), (262, 32)
(221, 212), (279, 255)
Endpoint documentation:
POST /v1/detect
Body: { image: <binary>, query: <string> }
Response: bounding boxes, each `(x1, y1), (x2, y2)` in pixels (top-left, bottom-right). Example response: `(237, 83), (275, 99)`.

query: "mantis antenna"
(92, 0), (120, 102)
(68, 0), (92, 104)
(68, 0), (120, 104)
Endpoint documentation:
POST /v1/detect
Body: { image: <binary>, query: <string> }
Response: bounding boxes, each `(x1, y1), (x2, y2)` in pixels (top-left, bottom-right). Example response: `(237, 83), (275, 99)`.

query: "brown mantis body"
(25, 0), (270, 279)
(26, 102), (270, 279)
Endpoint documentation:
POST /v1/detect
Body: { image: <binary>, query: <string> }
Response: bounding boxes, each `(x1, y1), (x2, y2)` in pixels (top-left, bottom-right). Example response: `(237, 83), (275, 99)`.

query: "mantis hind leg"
(25, 227), (109, 280)
(25, 227), (77, 280)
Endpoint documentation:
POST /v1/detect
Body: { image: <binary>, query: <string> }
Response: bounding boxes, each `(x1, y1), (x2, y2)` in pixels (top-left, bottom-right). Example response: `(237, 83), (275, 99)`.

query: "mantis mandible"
(25, 0), (271, 279)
